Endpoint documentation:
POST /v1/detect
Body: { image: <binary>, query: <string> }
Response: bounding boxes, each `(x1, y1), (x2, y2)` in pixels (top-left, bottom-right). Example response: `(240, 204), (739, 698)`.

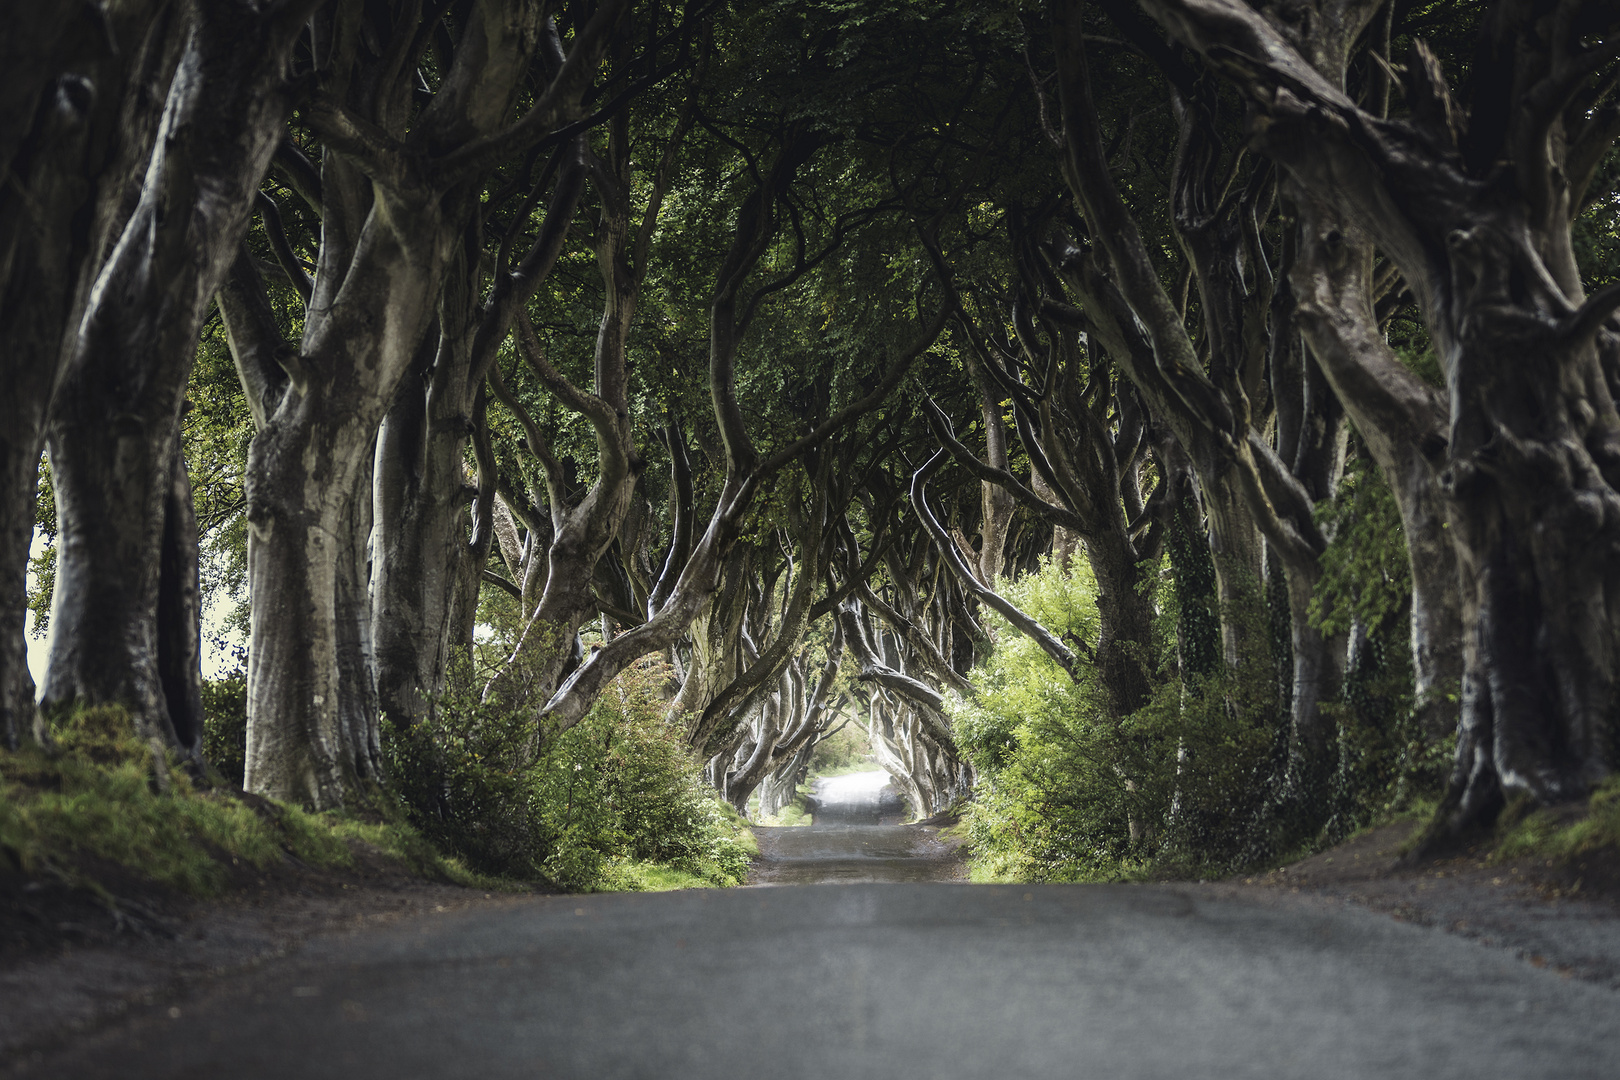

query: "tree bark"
(532, 124), (947, 732)
(1132, 0), (1620, 830)
(156, 438), (203, 754)
(1049, 1), (1344, 772)
(0, 1), (179, 747)
(480, 115), (666, 719)
(1289, 195), (1463, 741)
(42, 0), (316, 745)
(225, 0), (624, 807)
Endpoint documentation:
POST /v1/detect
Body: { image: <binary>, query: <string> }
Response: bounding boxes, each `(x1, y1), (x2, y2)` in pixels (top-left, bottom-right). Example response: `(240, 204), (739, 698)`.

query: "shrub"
(385, 661), (755, 891)
(952, 457), (1450, 883)
(950, 557), (1281, 882)
(201, 669), (249, 787)
(808, 722), (873, 774)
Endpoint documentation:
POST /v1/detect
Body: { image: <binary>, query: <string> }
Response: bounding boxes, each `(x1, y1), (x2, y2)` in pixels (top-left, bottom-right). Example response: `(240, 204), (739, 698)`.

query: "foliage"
(943, 556), (1268, 882)
(201, 669), (249, 787)
(808, 721), (873, 773)
(0, 705), (484, 897)
(1308, 454), (1411, 639)
(951, 541), (1442, 883)
(184, 319), (258, 637)
(1300, 451), (1451, 846)
(25, 459), (55, 638)
(386, 662), (756, 891)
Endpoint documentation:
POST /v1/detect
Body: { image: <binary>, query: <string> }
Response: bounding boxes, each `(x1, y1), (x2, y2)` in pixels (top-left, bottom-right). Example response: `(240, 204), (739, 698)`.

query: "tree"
(219, 0), (628, 808)
(1, 1), (186, 747)
(1047, 1), (1345, 785)
(40, 0), (320, 758)
(1133, 0), (1620, 835)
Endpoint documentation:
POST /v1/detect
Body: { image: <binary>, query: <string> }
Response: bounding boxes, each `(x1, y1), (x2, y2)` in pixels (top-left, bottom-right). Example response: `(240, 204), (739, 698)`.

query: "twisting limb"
(431, 0), (634, 184)
(921, 396), (1088, 533)
(255, 191), (312, 305)
(911, 451), (1082, 681)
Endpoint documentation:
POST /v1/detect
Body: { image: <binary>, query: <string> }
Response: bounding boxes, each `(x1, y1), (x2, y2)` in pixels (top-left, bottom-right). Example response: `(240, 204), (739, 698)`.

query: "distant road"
(750, 769), (965, 885)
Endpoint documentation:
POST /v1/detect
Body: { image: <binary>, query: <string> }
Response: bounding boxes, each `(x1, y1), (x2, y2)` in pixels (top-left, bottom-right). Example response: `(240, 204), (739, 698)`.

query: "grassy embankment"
(0, 694), (760, 907)
(0, 705), (486, 901)
(1491, 777), (1620, 877)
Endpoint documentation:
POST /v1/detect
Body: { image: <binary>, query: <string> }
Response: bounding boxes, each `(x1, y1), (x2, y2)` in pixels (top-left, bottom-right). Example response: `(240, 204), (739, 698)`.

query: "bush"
(950, 557), (1283, 882)
(385, 661), (755, 891)
(808, 721), (874, 775)
(201, 669), (249, 786)
(951, 458), (1450, 884)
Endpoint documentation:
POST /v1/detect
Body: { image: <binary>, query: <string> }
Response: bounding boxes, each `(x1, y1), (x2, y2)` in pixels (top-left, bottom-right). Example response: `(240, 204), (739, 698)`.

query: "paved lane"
(25, 882), (1620, 1079)
(750, 771), (964, 885)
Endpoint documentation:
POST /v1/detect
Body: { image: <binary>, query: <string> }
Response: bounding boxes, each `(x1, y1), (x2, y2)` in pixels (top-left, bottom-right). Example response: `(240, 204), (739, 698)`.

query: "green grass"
(1494, 777), (1620, 864)
(598, 859), (723, 891)
(709, 798), (760, 858)
(0, 705), (495, 898)
(757, 802), (812, 827)
(590, 810), (758, 892)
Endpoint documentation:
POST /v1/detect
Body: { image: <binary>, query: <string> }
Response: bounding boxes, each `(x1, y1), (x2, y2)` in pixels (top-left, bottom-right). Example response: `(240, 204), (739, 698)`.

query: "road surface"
(17, 774), (1620, 1078)
(749, 770), (964, 885)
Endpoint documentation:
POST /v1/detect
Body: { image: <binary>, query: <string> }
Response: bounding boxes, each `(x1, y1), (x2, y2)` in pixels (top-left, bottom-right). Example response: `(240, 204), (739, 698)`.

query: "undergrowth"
(951, 494), (1448, 886)
(386, 661), (757, 892)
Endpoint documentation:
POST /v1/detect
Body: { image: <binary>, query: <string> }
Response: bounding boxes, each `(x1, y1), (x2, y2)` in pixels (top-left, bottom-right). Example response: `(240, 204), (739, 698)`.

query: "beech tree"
(0, 1), (319, 755)
(526, 94), (951, 732)
(1046, 4), (1347, 782)
(44, 0), (321, 757)
(219, 0), (628, 808)
(1, 1), (178, 748)
(1130, 0), (1620, 833)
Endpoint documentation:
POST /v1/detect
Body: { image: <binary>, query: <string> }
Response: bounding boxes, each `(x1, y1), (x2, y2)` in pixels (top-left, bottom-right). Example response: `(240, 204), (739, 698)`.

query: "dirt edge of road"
(1194, 821), (1620, 990)
(0, 842), (535, 1068)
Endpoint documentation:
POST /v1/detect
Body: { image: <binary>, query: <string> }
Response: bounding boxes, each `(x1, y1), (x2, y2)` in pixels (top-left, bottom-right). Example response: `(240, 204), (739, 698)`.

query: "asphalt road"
(750, 771), (963, 885)
(18, 778), (1620, 1078)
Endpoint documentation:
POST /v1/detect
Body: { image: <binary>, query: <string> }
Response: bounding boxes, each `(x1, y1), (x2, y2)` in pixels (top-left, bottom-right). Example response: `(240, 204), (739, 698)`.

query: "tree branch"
(482, 569), (523, 602)
(1561, 280), (1620, 344)
(757, 304), (950, 477)
(432, 0), (633, 185)
(255, 190), (312, 306)
(922, 396), (1089, 534)
(911, 450), (1082, 680)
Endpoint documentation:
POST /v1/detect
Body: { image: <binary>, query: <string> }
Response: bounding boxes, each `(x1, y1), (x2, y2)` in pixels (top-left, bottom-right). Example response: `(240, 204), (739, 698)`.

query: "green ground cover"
(2, 663), (759, 903)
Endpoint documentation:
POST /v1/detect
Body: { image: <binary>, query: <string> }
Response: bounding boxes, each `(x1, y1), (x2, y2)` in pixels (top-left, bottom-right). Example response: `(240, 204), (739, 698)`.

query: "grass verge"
(1494, 777), (1620, 866)
(0, 706), (494, 901)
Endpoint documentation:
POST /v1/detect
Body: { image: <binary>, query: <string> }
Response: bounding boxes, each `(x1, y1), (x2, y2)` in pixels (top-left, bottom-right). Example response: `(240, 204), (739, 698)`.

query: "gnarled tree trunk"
(42, 0), (316, 748)
(1135, 0), (1620, 833)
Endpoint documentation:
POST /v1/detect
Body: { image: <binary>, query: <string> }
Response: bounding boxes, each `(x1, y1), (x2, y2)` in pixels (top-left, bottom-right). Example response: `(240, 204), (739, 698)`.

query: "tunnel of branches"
(5, 0), (1620, 855)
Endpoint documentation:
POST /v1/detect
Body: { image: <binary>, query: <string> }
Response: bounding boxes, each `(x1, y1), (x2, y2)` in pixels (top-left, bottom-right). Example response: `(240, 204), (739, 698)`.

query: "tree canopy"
(5, 0), (1619, 876)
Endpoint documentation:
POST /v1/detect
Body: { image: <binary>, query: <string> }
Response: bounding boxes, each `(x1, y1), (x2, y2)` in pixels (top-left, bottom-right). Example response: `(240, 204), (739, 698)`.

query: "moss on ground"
(1493, 777), (1620, 866)
(2, 698), (767, 903)
(0, 706), (493, 899)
